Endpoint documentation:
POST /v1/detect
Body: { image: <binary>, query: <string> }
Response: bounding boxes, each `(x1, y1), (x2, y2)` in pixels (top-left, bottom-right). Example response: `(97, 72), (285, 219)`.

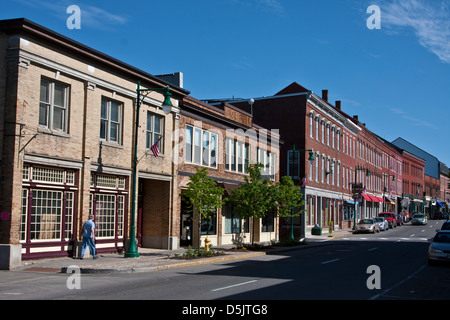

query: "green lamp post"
(125, 81), (173, 258)
(288, 146), (314, 240)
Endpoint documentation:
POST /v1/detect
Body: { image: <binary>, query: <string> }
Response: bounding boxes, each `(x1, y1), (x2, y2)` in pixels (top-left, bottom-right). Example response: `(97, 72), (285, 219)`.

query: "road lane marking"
(410, 234), (415, 237)
(321, 259), (340, 265)
(211, 280), (258, 292)
(368, 247), (378, 252)
(369, 265), (426, 300)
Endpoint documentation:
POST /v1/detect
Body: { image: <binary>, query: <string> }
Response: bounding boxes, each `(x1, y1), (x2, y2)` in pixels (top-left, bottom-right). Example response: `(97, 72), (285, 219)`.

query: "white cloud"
(381, 0), (450, 63)
(231, 0), (285, 15)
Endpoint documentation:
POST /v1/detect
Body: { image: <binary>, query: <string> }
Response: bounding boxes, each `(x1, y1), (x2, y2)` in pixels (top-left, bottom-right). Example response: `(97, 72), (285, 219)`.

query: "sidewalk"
(14, 230), (351, 274)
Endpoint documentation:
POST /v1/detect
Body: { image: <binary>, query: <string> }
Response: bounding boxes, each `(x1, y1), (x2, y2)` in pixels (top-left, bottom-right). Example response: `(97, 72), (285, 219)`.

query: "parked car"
(355, 219), (380, 234)
(428, 230), (450, 265)
(411, 213), (428, 225)
(379, 212), (397, 228)
(373, 217), (389, 231)
(437, 220), (450, 231)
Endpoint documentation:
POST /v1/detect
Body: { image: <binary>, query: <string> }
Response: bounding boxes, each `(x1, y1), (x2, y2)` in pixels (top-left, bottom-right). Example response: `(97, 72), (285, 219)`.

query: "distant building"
(392, 137), (444, 217)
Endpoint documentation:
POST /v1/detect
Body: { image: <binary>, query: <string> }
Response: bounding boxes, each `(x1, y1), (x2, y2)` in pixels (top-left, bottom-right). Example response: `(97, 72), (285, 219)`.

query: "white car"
(428, 230), (450, 265)
(373, 217), (389, 231)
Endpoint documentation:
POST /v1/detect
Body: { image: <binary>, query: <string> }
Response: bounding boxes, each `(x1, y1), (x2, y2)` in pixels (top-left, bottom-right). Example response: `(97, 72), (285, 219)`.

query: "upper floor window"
(287, 150), (300, 179)
(257, 147), (276, 180)
(226, 138), (249, 174)
(147, 112), (164, 154)
(185, 125), (217, 168)
(100, 98), (123, 144)
(39, 78), (70, 133)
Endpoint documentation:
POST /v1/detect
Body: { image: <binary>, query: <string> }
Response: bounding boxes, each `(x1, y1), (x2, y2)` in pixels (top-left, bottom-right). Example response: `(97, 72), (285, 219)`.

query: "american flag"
(151, 136), (162, 157)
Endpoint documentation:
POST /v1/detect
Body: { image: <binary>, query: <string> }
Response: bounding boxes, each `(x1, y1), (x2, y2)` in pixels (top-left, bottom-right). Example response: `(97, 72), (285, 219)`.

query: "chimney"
(322, 90), (328, 102)
(335, 101), (341, 110)
(353, 115), (359, 122)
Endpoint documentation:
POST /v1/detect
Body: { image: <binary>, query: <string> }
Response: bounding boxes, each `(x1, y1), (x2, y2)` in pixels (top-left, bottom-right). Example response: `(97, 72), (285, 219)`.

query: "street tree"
(274, 176), (305, 239)
(182, 167), (226, 248)
(229, 163), (277, 245)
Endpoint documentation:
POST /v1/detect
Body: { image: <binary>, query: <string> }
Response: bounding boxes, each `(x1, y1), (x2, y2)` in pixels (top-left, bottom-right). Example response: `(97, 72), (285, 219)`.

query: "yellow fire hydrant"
(204, 236), (211, 252)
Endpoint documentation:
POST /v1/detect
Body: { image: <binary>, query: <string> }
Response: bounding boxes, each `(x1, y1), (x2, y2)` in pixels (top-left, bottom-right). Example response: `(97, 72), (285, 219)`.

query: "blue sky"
(3, 0), (450, 167)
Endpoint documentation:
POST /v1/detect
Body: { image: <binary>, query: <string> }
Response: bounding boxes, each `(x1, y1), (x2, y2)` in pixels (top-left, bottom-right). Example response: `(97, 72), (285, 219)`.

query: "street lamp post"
(382, 174), (396, 212)
(352, 166), (370, 230)
(288, 146), (314, 240)
(125, 81), (173, 258)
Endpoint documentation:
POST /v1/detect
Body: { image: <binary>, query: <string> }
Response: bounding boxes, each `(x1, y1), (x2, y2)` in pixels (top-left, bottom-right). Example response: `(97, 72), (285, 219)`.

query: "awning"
(361, 194), (372, 201)
(345, 200), (355, 205)
(436, 201), (445, 208)
(221, 182), (241, 195)
(384, 196), (395, 204)
(371, 195), (383, 202)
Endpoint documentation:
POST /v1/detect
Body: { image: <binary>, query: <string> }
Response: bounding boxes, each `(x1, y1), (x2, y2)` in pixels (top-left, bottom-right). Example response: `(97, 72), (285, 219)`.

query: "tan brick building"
(0, 19), (189, 268)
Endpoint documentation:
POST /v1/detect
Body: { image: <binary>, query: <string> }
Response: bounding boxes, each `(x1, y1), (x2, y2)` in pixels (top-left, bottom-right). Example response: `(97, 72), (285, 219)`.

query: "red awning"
(361, 194), (372, 201)
(369, 195), (380, 202)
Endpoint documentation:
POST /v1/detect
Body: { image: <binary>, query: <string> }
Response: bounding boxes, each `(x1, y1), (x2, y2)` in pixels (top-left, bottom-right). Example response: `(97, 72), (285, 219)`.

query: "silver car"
(373, 217), (389, 231)
(411, 213), (428, 225)
(355, 219), (380, 234)
(428, 230), (450, 265)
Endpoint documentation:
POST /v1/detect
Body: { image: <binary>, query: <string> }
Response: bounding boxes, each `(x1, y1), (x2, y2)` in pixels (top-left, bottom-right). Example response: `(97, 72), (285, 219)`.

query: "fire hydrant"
(204, 236), (211, 252)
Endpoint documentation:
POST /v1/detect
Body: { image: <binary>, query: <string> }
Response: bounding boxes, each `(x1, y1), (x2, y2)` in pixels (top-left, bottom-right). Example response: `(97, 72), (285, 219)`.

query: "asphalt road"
(1, 219), (449, 304)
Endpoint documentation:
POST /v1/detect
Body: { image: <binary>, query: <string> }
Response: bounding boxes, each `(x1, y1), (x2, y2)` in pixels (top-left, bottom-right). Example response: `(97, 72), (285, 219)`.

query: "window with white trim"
(257, 147), (276, 180)
(185, 125), (217, 168)
(39, 78), (70, 132)
(147, 112), (164, 153)
(100, 97), (123, 144)
(226, 138), (249, 174)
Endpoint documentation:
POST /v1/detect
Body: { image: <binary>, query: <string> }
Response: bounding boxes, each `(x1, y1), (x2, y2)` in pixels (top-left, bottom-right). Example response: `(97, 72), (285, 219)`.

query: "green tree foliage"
(274, 176), (305, 218)
(182, 167), (225, 248)
(229, 163), (277, 244)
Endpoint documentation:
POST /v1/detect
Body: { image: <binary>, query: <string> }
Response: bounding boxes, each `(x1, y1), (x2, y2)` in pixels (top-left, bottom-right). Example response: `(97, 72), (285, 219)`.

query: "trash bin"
(311, 224), (322, 236)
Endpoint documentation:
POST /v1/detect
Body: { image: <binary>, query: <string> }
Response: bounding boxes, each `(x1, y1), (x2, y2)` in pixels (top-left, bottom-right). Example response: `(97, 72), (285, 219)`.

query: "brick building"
(0, 19), (281, 269)
(401, 151), (426, 213)
(211, 82), (405, 237)
(0, 19), (190, 268)
(392, 137), (443, 218)
(177, 97), (280, 248)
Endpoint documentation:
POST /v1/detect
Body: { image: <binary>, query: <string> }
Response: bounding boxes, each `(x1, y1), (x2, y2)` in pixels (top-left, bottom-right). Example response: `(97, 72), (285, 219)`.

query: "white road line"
(368, 247), (378, 252)
(369, 265), (426, 300)
(211, 280), (258, 292)
(322, 259), (340, 265)
(410, 234), (415, 237)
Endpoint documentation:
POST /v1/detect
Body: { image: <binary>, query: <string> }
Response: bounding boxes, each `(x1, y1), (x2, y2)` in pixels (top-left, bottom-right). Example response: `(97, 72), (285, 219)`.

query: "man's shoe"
(93, 255), (99, 259)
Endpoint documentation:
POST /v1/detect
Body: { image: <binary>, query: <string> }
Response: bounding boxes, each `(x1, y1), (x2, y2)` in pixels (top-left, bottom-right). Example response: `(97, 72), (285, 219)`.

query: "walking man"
(80, 214), (98, 259)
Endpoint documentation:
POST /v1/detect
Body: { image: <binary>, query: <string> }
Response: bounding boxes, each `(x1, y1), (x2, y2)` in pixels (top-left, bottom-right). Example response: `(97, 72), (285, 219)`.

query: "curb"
(61, 251), (267, 274)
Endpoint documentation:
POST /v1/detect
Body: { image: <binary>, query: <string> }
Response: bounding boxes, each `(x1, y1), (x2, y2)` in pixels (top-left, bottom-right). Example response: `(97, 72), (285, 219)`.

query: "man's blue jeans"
(81, 237), (96, 258)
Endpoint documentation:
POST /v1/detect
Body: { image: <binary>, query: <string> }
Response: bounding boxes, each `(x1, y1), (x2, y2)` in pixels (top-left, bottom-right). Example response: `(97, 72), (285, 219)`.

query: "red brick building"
(213, 82), (405, 237)
(401, 151), (426, 213)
